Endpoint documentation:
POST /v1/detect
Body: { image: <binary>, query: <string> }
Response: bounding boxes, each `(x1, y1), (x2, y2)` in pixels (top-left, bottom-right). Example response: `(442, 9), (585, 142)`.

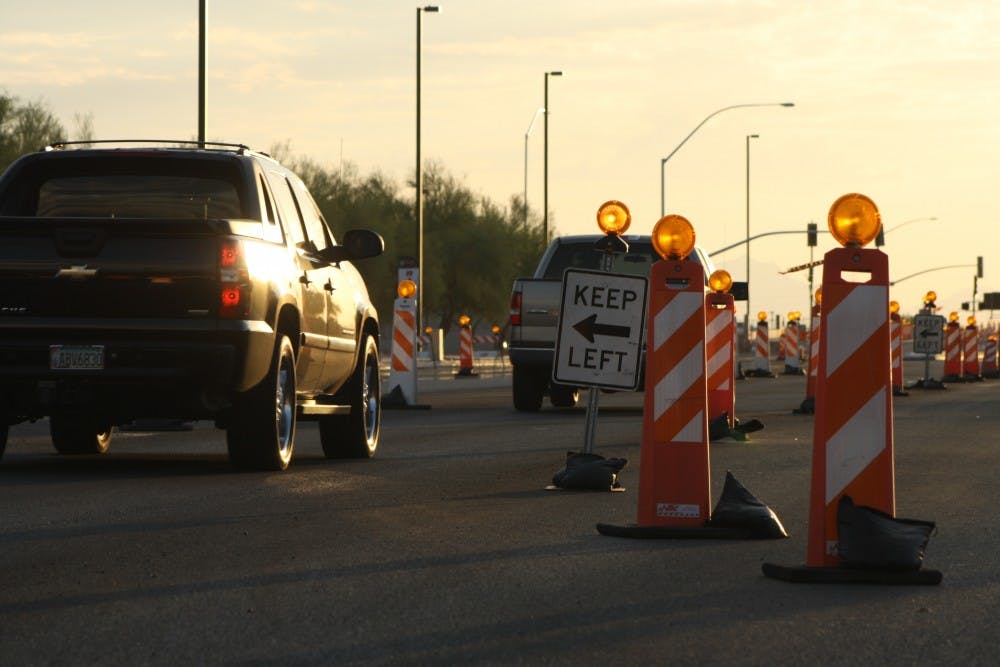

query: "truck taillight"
(510, 290), (522, 326)
(219, 239), (250, 319)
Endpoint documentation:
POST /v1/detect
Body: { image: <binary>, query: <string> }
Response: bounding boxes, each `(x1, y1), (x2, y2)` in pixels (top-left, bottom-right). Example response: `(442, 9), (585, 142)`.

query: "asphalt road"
(1, 360), (997, 666)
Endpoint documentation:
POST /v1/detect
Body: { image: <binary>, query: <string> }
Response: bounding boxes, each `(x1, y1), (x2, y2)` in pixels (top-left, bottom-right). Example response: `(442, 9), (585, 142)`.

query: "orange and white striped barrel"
(890, 312), (903, 392)
(753, 319), (771, 373)
(808, 245), (894, 568)
(982, 335), (998, 378)
(386, 297), (417, 404)
(456, 324), (476, 376)
(636, 257), (710, 527)
(962, 323), (980, 379)
(706, 291), (735, 428)
(943, 321), (962, 380)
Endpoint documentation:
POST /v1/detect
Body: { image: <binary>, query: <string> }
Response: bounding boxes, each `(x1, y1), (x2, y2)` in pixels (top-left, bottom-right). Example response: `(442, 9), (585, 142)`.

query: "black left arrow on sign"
(573, 313), (631, 343)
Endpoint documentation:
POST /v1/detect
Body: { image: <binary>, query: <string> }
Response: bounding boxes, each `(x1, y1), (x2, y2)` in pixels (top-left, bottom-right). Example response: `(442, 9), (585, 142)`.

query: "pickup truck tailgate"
(510, 278), (562, 348)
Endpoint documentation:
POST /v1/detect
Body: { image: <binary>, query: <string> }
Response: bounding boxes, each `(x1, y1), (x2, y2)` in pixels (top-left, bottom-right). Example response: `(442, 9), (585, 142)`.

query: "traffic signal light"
(977, 256), (983, 278)
(807, 222), (817, 247)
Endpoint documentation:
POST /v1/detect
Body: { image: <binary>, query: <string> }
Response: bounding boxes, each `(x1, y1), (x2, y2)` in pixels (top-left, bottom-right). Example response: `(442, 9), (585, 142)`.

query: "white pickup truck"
(507, 234), (725, 412)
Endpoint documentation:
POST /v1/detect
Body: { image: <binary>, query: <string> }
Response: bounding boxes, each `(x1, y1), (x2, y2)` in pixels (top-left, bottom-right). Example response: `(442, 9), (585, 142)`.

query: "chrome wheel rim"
(362, 352), (380, 444)
(276, 353), (295, 460)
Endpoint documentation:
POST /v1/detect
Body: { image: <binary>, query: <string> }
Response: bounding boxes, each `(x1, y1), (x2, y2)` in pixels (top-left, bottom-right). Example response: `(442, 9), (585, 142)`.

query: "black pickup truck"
(0, 141), (384, 470)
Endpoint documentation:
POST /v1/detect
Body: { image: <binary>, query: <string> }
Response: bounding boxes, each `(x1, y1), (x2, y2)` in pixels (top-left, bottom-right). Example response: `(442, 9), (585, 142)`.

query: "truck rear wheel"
(512, 364), (546, 412)
(227, 335), (297, 471)
(50, 415), (112, 455)
(549, 382), (580, 408)
(320, 334), (380, 459)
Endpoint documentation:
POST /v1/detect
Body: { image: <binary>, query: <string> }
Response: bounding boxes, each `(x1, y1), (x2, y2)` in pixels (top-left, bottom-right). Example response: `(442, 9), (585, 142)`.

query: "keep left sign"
(553, 268), (648, 390)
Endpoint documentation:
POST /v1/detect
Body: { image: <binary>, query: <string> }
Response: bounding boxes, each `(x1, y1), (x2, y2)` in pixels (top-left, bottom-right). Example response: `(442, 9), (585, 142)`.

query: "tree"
(0, 91), (66, 172)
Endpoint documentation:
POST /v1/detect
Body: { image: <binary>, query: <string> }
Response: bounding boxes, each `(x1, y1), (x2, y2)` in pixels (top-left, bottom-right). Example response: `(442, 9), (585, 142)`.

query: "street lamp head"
(749, 133), (760, 139)
(781, 102), (795, 107)
(548, 71), (563, 77)
(422, 5), (440, 12)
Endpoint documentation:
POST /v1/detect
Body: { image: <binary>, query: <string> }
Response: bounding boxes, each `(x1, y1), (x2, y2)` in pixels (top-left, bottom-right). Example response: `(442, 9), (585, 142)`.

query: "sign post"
(552, 201), (648, 454)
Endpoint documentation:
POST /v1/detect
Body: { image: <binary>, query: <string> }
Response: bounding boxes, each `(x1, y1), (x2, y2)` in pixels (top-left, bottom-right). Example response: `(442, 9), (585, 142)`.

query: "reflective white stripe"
(395, 312), (415, 340)
(826, 285), (887, 375)
(707, 341), (730, 377)
(825, 388), (887, 503)
(653, 292), (702, 351)
(653, 341), (703, 420)
(707, 310), (732, 341)
(674, 409), (704, 442)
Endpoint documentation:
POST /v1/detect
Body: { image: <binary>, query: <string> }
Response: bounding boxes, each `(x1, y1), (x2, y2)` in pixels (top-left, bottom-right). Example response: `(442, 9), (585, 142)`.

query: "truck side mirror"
(321, 229), (385, 264)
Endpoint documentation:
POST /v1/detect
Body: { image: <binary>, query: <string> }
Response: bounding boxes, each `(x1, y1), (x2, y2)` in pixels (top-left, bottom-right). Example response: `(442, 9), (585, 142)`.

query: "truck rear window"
(542, 242), (682, 279)
(0, 154), (248, 219)
(35, 175), (242, 219)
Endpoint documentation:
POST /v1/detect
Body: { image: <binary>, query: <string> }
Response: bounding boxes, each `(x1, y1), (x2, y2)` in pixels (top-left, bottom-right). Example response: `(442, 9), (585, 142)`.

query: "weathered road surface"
(2, 364), (996, 665)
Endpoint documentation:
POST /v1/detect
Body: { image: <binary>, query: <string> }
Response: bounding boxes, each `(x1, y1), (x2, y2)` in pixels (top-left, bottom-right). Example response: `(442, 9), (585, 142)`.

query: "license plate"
(50, 345), (105, 370)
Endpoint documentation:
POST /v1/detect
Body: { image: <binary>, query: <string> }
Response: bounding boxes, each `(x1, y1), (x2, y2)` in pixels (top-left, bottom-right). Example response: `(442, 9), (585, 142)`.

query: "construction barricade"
(942, 314), (962, 382)
(982, 334), (999, 379)
(745, 312), (776, 378)
(597, 214), (785, 540)
(383, 280), (429, 408)
(764, 193), (940, 584)
(455, 315), (478, 378)
(706, 289), (736, 430)
(890, 302), (907, 396)
(783, 316), (804, 375)
(795, 297), (821, 414)
(962, 317), (981, 381)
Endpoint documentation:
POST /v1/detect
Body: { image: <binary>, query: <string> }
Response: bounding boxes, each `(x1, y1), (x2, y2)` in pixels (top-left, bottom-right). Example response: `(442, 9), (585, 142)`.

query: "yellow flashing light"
(948, 311), (959, 323)
(828, 193), (881, 247)
(459, 314), (470, 327)
(709, 269), (733, 294)
(397, 279), (417, 299)
(492, 325), (500, 334)
(890, 300), (900, 314)
(967, 316), (976, 326)
(596, 200), (631, 235)
(652, 214), (696, 260)
(757, 311), (768, 322)
(924, 291), (937, 304)
(815, 287), (822, 305)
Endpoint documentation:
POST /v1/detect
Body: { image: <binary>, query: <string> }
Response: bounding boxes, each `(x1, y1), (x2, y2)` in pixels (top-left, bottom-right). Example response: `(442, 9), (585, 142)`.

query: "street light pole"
(416, 5), (439, 334)
(659, 102), (794, 217)
(543, 70), (562, 247)
(744, 133), (759, 345)
(524, 107), (544, 226)
(198, 0), (206, 147)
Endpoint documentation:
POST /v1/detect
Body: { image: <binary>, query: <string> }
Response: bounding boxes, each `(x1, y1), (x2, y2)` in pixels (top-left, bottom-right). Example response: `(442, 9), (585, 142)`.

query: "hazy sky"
(2, 1), (998, 321)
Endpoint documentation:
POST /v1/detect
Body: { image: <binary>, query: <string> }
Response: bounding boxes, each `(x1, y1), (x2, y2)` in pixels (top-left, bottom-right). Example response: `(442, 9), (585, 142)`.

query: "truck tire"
(320, 334), (380, 459)
(49, 416), (112, 455)
(227, 335), (297, 471)
(512, 364), (546, 412)
(549, 382), (580, 408)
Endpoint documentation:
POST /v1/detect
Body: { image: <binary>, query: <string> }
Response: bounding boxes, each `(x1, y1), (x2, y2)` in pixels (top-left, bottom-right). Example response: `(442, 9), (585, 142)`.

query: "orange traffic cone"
(706, 290), (735, 429)
(890, 303), (908, 396)
(962, 319), (982, 381)
(982, 334), (999, 379)
(764, 193), (941, 584)
(598, 216), (785, 540)
(942, 316), (962, 382)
